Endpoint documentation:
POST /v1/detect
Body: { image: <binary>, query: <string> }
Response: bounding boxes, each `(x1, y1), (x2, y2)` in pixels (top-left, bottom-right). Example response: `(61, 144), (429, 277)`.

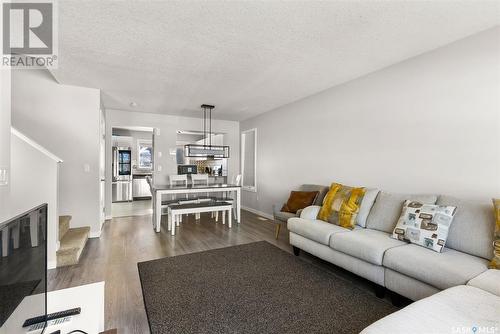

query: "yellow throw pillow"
(318, 183), (366, 229)
(490, 198), (500, 269)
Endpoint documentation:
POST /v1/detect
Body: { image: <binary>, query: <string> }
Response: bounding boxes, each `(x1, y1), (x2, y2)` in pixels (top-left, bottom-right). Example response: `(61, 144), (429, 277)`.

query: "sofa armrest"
(299, 205), (321, 220)
(272, 203), (285, 217)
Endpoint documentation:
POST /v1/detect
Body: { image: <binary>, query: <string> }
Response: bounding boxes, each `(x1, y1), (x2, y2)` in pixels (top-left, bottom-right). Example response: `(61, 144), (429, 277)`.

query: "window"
(241, 128), (257, 192)
(137, 139), (153, 170)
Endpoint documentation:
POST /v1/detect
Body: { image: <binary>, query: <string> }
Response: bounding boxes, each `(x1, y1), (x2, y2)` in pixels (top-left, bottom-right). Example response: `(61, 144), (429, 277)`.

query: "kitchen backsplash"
(191, 159), (228, 176)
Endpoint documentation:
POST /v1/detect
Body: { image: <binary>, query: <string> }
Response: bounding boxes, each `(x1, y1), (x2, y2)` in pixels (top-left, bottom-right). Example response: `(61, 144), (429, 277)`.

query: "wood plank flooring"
(48, 210), (380, 334)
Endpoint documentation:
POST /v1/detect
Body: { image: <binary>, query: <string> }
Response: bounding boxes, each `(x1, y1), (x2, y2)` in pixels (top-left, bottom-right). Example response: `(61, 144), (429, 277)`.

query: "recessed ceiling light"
(130, 102), (138, 107)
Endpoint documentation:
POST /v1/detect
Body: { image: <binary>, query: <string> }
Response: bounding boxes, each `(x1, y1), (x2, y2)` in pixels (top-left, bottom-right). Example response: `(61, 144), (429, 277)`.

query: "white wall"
(11, 70), (102, 236)
(241, 27), (500, 216)
(8, 131), (60, 268)
(105, 109), (240, 218)
(0, 68), (11, 220)
(1, 69), (59, 269)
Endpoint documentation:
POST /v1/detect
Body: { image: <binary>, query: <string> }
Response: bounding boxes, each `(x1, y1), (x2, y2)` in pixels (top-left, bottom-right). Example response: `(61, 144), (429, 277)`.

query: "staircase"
(56, 215), (90, 267)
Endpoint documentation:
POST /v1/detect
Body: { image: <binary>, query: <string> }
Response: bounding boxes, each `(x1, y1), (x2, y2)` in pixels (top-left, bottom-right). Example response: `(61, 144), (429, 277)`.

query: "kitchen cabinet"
(132, 175), (152, 199)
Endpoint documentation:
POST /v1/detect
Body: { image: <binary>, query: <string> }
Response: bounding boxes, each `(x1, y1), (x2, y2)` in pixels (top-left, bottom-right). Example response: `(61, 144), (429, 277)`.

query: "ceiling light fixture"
(184, 104), (230, 159)
(130, 101), (138, 107)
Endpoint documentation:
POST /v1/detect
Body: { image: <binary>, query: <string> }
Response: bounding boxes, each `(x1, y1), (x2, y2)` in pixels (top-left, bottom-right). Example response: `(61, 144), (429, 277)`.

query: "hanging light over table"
(184, 104), (230, 158)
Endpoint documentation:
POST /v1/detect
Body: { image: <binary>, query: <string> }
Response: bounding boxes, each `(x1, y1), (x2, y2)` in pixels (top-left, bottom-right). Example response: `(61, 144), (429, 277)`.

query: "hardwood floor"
(48, 211), (295, 333)
(48, 210), (381, 334)
(111, 199), (152, 218)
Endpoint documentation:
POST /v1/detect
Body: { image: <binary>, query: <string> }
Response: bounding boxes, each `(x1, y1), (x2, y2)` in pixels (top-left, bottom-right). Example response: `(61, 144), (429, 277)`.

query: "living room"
(0, 1), (499, 334)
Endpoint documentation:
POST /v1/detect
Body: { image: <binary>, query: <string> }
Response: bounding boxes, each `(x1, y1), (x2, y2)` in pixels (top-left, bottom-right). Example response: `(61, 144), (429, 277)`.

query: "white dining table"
(151, 183), (241, 232)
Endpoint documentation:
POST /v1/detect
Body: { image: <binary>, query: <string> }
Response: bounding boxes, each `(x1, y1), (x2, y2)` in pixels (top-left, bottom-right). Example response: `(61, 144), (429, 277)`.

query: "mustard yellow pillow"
(490, 198), (500, 269)
(318, 183), (365, 229)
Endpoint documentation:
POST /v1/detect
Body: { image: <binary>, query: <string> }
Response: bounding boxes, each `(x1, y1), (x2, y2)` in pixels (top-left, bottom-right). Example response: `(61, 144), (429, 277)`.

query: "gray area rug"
(138, 241), (397, 334)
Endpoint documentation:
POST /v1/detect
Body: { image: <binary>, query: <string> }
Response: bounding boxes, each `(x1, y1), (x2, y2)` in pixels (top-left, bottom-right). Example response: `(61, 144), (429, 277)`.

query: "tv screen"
(0, 204), (47, 334)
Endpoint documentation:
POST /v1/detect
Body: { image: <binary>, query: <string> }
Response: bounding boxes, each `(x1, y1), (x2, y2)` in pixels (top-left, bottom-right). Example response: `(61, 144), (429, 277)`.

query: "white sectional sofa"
(286, 188), (499, 332)
(361, 269), (500, 334)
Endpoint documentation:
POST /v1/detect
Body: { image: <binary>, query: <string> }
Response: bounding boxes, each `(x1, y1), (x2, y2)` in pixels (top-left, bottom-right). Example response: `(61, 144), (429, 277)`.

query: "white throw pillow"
(392, 200), (457, 253)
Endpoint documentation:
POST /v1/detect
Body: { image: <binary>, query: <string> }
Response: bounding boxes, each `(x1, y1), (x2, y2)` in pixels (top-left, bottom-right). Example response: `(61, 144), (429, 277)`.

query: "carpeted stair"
(56, 215), (90, 267)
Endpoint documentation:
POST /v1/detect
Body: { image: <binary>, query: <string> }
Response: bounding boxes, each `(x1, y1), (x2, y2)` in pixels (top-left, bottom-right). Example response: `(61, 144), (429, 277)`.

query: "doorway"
(110, 126), (154, 218)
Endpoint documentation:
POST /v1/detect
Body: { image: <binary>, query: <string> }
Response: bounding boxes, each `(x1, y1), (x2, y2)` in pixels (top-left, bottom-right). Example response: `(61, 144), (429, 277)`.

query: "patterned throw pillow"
(490, 198), (500, 269)
(392, 200), (456, 253)
(317, 183), (365, 229)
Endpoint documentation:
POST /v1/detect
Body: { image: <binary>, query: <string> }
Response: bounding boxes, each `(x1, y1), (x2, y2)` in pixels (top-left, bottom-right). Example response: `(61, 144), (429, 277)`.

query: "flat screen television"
(0, 204), (47, 334)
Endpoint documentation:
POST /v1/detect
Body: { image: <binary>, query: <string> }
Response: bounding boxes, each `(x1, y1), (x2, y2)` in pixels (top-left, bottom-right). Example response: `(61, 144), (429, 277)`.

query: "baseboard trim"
(105, 215), (112, 220)
(241, 206), (274, 220)
(47, 260), (57, 270)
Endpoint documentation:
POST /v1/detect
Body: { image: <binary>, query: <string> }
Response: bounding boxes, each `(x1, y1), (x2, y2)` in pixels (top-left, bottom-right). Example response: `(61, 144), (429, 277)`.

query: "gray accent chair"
(272, 184), (329, 239)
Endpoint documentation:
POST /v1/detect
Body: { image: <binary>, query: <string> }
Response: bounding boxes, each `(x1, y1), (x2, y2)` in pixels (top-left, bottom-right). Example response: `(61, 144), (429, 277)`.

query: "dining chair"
(167, 174), (191, 225)
(190, 174), (211, 220)
(169, 174), (188, 188)
(190, 173), (209, 186)
(148, 174), (189, 228)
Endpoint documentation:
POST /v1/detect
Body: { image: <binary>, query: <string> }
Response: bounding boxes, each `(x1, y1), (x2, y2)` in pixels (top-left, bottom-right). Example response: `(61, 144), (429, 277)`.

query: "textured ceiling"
(52, 1), (500, 121)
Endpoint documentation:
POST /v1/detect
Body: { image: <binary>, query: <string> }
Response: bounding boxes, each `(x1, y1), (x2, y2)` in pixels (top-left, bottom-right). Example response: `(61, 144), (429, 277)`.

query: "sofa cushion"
(360, 285), (500, 334)
(467, 269), (500, 297)
(299, 184), (329, 206)
(330, 229), (407, 265)
(436, 195), (495, 260)
(366, 192), (438, 233)
(356, 188), (379, 228)
(391, 200), (457, 253)
(383, 244), (488, 290)
(287, 217), (351, 245)
(274, 210), (297, 222)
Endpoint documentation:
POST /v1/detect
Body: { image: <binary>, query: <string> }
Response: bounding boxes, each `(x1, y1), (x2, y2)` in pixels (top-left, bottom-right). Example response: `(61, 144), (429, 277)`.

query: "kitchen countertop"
(133, 172), (153, 176)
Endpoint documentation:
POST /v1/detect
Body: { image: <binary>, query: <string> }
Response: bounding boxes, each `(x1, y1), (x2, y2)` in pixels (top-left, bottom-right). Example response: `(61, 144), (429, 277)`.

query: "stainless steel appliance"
(112, 146), (132, 202)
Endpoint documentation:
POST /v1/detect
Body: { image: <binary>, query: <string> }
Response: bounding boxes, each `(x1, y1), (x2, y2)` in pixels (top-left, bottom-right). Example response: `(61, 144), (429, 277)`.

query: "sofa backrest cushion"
(436, 195), (494, 260)
(356, 188), (380, 228)
(299, 184), (329, 206)
(366, 191), (438, 233)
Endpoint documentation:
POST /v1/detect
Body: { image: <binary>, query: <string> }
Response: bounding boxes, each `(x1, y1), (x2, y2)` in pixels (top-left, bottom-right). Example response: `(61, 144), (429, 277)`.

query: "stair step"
(58, 215), (72, 241)
(56, 226), (90, 267)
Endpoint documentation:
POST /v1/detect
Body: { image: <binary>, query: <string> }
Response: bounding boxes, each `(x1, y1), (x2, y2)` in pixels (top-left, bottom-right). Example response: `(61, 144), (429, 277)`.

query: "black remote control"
(22, 307), (81, 327)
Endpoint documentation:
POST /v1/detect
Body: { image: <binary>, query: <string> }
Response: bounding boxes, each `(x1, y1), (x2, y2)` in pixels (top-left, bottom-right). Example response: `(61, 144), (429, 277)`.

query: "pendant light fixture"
(184, 104), (230, 158)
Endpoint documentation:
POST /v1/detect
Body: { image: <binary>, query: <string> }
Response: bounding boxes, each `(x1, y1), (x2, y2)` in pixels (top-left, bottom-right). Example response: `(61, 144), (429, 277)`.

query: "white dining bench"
(167, 202), (233, 236)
